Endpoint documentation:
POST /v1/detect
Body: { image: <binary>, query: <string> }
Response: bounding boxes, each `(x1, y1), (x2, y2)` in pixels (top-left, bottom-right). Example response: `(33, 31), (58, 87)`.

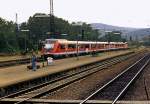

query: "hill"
(90, 23), (149, 41)
(91, 23), (138, 33)
(126, 28), (150, 41)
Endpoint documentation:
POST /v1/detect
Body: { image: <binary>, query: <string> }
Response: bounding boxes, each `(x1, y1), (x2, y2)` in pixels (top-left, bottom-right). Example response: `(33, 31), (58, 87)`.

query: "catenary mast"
(49, 0), (55, 38)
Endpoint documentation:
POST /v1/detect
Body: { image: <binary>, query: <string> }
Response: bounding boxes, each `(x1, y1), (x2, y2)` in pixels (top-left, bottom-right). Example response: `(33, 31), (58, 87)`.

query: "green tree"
(0, 18), (18, 53)
(22, 13), (99, 42)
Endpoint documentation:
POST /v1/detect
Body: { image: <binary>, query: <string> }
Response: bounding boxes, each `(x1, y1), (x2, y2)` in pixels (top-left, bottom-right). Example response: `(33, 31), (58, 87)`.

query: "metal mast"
(15, 13), (19, 46)
(15, 13), (18, 35)
(49, 0), (55, 38)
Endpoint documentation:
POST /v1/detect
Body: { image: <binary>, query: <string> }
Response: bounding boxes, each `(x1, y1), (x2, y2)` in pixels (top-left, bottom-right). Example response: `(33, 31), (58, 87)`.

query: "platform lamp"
(34, 14), (50, 38)
(113, 32), (122, 49)
(113, 32), (121, 35)
(72, 22), (83, 60)
(60, 34), (68, 39)
(113, 32), (121, 41)
(93, 29), (100, 56)
(105, 31), (112, 54)
(21, 29), (30, 53)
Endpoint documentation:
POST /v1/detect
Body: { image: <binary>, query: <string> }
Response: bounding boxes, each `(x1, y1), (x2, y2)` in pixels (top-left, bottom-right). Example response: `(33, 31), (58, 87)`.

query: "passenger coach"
(42, 39), (128, 58)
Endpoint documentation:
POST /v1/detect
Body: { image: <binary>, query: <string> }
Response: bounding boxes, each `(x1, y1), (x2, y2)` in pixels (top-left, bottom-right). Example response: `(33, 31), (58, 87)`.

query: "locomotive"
(41, 39), (128, 58)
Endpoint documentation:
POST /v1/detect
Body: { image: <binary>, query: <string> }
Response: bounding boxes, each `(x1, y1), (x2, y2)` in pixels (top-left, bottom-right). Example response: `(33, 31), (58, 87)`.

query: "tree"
(0, 18), (18, 53)
(22, 13), (98, 42)
(0, 13), (101, 54)
(99, 31), (126, 42)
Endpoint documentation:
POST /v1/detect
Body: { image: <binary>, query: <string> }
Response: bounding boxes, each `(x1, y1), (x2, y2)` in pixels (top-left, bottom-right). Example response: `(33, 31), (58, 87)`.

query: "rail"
(80, 54), (150, 104)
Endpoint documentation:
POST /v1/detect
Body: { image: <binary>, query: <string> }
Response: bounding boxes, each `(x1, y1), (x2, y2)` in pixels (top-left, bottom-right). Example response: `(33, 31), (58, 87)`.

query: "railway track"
(80, 53), (150, 104)
(0, 52), (136, 104)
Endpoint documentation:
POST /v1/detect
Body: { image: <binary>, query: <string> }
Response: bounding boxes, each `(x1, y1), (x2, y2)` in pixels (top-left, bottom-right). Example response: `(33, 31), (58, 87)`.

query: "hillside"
(127, 28), (150, 40)
(91, 23), (138, 33)
(90, 23), (149, 41)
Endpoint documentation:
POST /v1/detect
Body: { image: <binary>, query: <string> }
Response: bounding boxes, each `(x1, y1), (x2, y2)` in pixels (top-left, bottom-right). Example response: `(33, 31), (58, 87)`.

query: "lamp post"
(76, 34), (79, 60)
(95, 29), (100, 56)
(61, 34), (68, 39)
(21, 29), (29, 52)
(104, 31), (112, 56)
(72, 22), (83, 60)
(34, 14), (52, 38)
(105, 31), (112, 49)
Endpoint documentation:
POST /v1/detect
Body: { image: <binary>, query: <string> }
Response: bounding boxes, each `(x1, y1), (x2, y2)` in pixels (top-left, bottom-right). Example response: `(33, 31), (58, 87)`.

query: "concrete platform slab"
(0, 50), (133, 88)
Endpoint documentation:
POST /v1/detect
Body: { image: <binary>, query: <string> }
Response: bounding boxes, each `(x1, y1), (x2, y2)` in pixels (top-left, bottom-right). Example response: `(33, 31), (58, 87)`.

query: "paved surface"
(0, 50), (132, 88)
(0, 47), (145, 62)
(0, 55), (31, 62)
(0, 54), (42, 62)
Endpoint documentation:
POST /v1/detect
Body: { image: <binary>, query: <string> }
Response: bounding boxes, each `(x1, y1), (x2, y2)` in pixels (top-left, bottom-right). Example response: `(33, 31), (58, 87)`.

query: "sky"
(1, 0), (150, 28)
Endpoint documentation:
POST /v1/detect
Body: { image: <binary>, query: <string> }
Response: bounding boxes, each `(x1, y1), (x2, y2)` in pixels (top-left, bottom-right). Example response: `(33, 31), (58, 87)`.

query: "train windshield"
(44, 39), (56, 50)
(44, 44), (54, 49)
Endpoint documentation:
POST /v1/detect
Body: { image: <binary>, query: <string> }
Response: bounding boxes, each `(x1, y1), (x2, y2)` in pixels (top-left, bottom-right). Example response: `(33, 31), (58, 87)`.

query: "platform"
(0, 54), (41, 62)
(0, 50), (133, 88)
(0, 55), (30, 62)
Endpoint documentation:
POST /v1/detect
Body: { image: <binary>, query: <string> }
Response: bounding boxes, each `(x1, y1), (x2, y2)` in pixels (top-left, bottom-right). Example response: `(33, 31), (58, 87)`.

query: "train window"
(97, 44), (99, 48)
(80, 44), (84, 48)
(60, 44), (66, 49)
(91, 44), (96, 48)
(98, 44), (103, 48)
(85, 44), (89, 48)
(68, 44), (76, 49)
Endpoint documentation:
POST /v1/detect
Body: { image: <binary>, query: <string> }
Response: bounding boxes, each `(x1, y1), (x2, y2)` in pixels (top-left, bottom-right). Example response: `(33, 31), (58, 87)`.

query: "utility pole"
(49, 0), (55, 38)
(15, 13), (19, 48)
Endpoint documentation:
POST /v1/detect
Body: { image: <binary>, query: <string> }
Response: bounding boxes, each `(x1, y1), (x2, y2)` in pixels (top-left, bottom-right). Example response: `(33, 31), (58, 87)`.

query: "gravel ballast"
(41, 52), (146, 100)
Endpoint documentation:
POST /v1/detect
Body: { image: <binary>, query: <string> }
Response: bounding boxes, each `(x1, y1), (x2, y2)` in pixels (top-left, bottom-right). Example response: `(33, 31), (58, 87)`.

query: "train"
(41, 39), (128, 58)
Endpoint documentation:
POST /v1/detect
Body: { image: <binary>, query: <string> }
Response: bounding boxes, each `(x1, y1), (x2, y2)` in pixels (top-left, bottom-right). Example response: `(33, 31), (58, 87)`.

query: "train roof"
(45, 39), (127, 44)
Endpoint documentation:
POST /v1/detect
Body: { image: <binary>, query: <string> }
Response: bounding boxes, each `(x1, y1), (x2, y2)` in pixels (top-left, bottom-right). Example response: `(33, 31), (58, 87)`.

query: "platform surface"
(0, 55), (30, 62)
(0, 50), (132, 88)
(0, 54), (42, 62)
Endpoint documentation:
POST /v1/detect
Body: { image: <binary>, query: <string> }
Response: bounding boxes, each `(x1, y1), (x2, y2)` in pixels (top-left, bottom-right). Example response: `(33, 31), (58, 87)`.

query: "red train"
(42, 39), (128, 58)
